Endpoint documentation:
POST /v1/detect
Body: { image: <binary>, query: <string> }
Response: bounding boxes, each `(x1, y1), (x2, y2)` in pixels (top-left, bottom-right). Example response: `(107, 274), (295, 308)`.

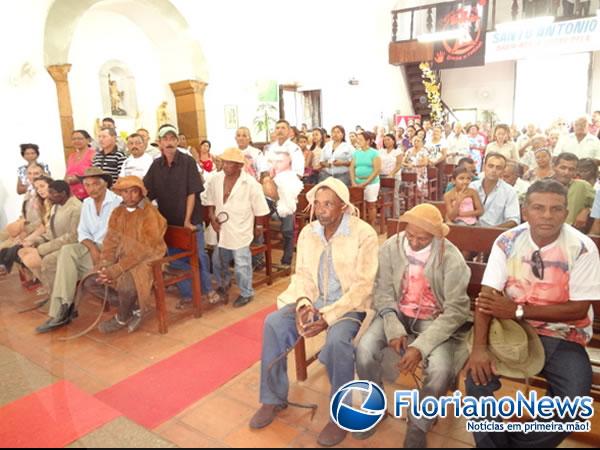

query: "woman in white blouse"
(319, 125), (355, 186)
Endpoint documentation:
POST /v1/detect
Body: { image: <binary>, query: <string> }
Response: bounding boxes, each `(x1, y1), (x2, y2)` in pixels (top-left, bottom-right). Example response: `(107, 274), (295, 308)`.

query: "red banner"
(432, 0), (489, 70)
(394, 115), (422, 129)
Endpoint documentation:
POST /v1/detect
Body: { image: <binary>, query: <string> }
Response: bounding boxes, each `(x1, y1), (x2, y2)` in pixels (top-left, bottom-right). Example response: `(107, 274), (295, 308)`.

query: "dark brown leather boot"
(249, 404), (287, 429)
(317, 421), (347, 447)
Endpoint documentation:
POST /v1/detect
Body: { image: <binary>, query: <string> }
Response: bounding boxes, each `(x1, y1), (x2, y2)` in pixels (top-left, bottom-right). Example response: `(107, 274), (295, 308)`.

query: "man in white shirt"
(466, 179), (600, 448)
(446, 123), (470, 165)
(502, 161), (530, 201)
(137, 128), (162, 159)
(265, 120), (304, 179)
(205, 148), (270, 308)
(553, 116), (600, 163)
(119, 133), (154, 179)
(235, 126), (268, 181)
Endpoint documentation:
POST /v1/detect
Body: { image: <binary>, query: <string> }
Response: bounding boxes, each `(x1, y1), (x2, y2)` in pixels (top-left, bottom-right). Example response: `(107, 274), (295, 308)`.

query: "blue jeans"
(268, 200), (294, 265)
(169, 227), (213, 297)
(259, 304), (364, 404)
(465, 336), (592, 448)
(212, 246), (254, 298)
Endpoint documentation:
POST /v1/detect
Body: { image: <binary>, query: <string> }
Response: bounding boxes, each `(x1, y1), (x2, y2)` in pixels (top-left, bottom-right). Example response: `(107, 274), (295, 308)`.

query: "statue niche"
(99, 61), (138, 120)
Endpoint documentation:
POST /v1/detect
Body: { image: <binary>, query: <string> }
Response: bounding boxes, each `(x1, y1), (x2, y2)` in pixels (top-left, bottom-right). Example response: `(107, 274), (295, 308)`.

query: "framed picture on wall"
(225, 105), (238, 129)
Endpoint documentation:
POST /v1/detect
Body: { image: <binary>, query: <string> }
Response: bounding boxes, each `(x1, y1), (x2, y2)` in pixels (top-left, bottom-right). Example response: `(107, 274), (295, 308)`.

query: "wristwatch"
(515, 304), (524, 320)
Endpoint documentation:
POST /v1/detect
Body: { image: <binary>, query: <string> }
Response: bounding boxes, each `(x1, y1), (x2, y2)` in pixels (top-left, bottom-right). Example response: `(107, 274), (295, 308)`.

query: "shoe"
(317, 421), (347, 447)
(403, 423), (427, 448)
(206, 288), (228, 305)
(0, 265), (7, 277)
(35, 303), (74, 334)
(249, 404), (287, 429)
(352, 412), (388, 440)
(128, 310), (143, 333)
(233, 295), (253, 308)
(176, 298), (193, 310)
(98, 316), (127, 334)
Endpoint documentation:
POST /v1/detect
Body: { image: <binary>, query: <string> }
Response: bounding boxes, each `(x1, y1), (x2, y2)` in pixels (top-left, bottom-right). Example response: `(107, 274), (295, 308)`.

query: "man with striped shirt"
(93, 127), (127, 184)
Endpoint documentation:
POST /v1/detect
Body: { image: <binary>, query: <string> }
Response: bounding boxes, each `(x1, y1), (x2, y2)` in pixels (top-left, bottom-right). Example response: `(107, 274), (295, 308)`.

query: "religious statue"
(108, 74), (127, 116)
(156, 101), (171, 128)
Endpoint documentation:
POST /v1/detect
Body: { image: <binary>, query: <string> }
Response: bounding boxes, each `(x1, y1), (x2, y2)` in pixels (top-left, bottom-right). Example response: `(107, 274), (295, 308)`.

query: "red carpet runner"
(0, 381), (120, 448)
(95, 305), (275, 428)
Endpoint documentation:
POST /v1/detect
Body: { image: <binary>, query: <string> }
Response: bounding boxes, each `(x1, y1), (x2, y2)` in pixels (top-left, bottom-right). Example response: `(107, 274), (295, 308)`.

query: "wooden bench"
(152, 226), (202, 334)
(250, 215), (273, 287)
(376, 179), (395, 234)
(387, 221), (600, 401)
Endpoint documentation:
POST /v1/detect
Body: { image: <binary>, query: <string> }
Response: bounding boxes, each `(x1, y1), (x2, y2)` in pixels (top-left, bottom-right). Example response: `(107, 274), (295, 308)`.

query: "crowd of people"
(2, 113), (600, 447)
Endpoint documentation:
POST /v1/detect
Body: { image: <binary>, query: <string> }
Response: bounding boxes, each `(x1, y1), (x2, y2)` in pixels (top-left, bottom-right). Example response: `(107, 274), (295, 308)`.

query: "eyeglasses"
(531, 250), (545, 280)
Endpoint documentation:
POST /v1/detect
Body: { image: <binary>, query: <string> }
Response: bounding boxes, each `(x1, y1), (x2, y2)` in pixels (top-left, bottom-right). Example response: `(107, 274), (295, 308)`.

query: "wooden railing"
(391, 0), (596, 43)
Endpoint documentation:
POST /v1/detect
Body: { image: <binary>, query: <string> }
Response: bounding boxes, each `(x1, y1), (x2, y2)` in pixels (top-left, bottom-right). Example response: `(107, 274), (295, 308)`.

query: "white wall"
(0, 0), (63, 228)
(441, 61), (516, 125)
(68, 9), (169, 137)
(0, 0), (412, 227)
(591, 51), (600, 111)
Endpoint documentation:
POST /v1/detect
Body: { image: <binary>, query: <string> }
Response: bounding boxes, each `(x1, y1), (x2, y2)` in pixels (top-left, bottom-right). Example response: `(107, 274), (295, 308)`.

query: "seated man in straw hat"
(248, 177), (379, 447)
(355, 203), (472, 447)
(35, 168), (122, 333)
(466, 179), (600, 448)
(84, 176), (167, 333)
(204, 148), (269, 307)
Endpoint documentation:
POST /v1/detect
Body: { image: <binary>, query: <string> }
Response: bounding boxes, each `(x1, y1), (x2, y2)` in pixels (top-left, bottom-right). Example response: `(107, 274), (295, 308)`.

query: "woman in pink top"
(443, 166), (483, 225)
(65, 130), (95, 200)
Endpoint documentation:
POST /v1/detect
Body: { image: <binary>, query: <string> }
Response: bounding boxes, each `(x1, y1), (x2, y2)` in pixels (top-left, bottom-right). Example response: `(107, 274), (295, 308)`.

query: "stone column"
(47, 64), (74, 162)
(169, 80), (208, 148)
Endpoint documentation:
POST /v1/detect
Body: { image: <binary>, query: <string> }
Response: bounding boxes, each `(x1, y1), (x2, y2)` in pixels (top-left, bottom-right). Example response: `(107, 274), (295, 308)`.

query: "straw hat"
(399, 203), (449, 238)
(112, 176), (147, 197)
(468, 318), (545, 379)
(219, 147), (246, 164)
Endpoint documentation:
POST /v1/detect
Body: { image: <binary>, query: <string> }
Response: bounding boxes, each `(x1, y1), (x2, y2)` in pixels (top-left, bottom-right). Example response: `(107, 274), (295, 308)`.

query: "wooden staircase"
(405, 62), (432, 119)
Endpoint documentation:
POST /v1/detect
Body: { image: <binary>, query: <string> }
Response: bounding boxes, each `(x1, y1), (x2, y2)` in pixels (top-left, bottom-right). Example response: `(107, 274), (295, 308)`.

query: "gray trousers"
(356, 315), (457, 433)
(48, 243), (94, 318)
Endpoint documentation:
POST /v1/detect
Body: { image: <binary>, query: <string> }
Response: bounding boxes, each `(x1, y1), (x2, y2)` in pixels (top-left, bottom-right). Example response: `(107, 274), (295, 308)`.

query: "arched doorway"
(44, 0), (209, 160)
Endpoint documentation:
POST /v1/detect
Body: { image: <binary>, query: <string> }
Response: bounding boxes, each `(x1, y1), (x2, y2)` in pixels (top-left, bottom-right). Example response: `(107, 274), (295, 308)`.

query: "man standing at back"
(93, 127), (127, 185)
(553, 116), (600, 164)
(265, 120), (304, 179)
(144, 124), (219, 305)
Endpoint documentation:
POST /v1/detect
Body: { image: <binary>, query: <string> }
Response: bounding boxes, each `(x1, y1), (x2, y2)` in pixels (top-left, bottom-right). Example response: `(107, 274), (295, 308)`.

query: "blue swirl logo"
(330, 381), (387, 432)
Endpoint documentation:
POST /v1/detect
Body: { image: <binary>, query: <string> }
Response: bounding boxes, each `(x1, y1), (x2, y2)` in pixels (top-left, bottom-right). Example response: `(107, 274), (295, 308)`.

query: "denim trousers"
(168, 227), (213, 296)
(212, 245), (253, 298)
(267, 199), (295, 266)
(259, 304), (365, 404)
(465, 335), (593, 448)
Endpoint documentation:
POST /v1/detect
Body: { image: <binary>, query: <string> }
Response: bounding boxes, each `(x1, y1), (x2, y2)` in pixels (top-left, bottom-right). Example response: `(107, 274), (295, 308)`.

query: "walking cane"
(214, 211), (230, 303)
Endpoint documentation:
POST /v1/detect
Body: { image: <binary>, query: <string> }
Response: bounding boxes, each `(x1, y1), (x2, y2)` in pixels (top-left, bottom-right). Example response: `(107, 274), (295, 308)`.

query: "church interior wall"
(1, 0), (413, 227)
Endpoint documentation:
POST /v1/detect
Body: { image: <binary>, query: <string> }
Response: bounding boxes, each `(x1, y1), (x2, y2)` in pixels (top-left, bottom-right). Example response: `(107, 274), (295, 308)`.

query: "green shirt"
(353, 148), (380, 185)
(566, 179), (596, 225)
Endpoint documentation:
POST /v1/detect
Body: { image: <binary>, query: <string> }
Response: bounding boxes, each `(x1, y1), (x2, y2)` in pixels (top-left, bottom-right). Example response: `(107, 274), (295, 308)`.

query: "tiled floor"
(0, 261), (599, 447)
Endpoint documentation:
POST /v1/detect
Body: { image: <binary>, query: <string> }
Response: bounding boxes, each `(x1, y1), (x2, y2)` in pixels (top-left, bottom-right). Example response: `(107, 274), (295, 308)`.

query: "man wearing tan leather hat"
(249, 177), (378, 447)
(204, 148), (269, 307)
(356, 203), (472, 447)
(83, 176), (167, 333)
(466, 179), (600, 448)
